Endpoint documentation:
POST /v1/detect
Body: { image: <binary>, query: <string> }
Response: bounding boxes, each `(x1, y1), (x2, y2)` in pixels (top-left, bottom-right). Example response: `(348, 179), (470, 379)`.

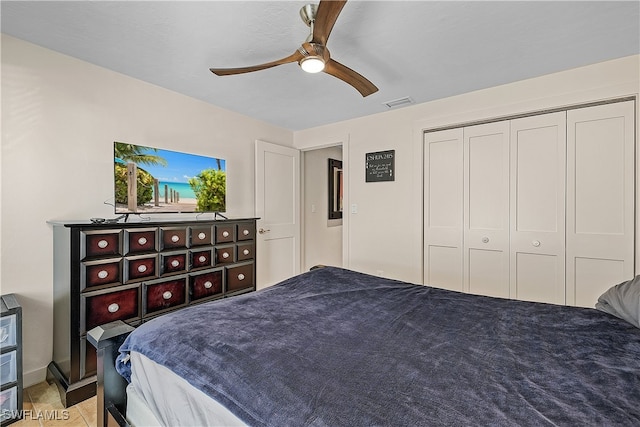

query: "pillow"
(595, 276), (640, 328)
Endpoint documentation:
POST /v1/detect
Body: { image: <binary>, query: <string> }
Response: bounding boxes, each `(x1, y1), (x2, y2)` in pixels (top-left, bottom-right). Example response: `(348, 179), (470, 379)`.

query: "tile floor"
(12, 382), (96, 427)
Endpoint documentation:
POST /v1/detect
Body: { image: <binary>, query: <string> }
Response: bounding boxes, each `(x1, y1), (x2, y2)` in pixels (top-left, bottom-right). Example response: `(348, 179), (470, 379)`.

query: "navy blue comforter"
(117, 267), (640, 426)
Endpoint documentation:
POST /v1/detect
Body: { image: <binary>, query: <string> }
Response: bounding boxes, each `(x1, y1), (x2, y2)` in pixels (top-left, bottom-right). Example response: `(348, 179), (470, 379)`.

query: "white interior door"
(423, 128), (464, 291)
(255, 140), (301, 289)
(464, 121), (510, 298)
(566, 101), (635, 307)
(510, 112), (566, 304)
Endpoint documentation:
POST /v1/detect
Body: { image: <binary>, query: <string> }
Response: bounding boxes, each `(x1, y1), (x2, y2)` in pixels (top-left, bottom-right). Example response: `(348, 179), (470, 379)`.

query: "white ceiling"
(2, 1), (639, 131)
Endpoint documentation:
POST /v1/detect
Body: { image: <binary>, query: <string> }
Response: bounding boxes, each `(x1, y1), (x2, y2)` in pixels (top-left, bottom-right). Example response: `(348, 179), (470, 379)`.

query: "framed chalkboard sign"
(365, 150), (395, 182)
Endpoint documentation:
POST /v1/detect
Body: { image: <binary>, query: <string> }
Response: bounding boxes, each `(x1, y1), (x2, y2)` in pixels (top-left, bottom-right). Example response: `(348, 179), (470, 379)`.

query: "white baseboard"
(24, 365), (48, 388)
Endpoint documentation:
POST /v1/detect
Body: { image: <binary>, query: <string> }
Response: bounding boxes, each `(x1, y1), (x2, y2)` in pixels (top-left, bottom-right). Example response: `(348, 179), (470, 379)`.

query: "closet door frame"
(421, 97), (636, 306)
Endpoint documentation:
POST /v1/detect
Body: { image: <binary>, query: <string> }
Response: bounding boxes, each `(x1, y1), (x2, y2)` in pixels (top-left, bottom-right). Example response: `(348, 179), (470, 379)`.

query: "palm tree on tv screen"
(114, 142), (167, 167)
(114, 142), (168, 207)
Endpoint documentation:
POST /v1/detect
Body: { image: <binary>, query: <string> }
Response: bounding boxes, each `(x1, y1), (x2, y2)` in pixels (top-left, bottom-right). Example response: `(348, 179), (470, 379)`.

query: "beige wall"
(0, 34), (293, 386)
(294, 54), (640, 285)
(303, 146), (343, 270)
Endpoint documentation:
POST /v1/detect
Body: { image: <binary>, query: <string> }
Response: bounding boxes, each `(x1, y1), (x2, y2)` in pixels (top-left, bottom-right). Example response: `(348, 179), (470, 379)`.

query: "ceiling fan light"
(300, 56), (325, 73)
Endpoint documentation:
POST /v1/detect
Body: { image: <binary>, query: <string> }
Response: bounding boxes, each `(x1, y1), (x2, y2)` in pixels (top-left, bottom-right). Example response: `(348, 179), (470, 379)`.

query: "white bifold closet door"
(423, 128), (464, 292)
(423, 100), (634, 306)
(566, 101), (635, 307)
(509, 112), (567, 304)
(463, 121), (511, 298)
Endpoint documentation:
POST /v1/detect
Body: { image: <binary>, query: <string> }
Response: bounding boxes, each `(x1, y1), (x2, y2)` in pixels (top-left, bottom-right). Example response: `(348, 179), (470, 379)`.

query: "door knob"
(258, 228), (271, 234)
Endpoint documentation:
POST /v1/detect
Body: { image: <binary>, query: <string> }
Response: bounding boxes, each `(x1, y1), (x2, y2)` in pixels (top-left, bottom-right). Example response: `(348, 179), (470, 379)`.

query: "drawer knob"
(108, 303), (119, 313)
(482, 237), (489, 244)
(198, 255), (207, 263)
(222, 231), (230, 238)
(162, 291), (173, 300)
(97, 270), (109, 279)
(222, 252), (230, 259)
(138, 237), (148, 245)
(137, 265), (147, 273)
(532, 240), (541, 247)
(243, 229), (250, 236)
(204, 281), (213, 289)
(171, 235), (180, 243)
(171, 260), (180, 268)
(97, 239), (109, 249)
(198, 232), (206, 240)
(237, 273), (245, 281)
(243, 249), (250, 256)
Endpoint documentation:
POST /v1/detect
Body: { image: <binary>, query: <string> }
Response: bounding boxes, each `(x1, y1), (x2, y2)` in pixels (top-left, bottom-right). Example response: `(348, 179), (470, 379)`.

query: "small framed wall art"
(365, 150), (395, 182)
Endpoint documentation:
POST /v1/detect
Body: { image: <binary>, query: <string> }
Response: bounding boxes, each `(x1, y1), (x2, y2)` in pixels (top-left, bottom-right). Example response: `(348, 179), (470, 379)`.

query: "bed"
(90, 266), (640, 427)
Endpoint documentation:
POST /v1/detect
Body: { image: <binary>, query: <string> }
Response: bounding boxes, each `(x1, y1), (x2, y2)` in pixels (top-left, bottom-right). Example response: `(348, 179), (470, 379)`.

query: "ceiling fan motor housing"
(300, 4), (318, 27)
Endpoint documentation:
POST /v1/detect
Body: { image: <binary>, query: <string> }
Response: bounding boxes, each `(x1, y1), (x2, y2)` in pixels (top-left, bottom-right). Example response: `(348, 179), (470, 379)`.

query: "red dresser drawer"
(125, 256), (157, 282)
(226, 263), (254, 293)
(82, 231), (121, 259)
(126, 229), (157, 254)
(190, 249), (213, 270)
(215, 225), (235, 243)
(85, 287), (139, 331)
(160, 227), (187, 250)
(215, 246), (235, 264)
(161, 252), (188, 275)
(236, 223), (255, 241)
(190, 226), (213, 247)
(190, 270), (223, 301)
(83, 260), (121, 289)
(145, 278), (186, 314)
(236, 243), (254, 261)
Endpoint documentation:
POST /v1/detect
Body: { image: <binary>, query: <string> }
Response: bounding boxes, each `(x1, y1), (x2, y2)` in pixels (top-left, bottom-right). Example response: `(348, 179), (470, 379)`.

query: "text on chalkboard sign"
(365, 150), (395, 182)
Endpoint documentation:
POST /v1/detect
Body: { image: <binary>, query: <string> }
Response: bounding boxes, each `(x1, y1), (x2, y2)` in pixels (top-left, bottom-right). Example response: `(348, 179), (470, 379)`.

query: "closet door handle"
(481, 237), (489, 244)
(532, 240), (541, 247)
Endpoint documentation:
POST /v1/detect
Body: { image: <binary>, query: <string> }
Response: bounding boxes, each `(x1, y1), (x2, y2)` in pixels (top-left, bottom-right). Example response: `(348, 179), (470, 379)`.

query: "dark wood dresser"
(48, 218), (257, 407)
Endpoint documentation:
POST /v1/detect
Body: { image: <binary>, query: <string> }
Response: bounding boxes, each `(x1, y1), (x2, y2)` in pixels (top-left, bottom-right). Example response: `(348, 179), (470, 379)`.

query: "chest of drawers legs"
(49, 218), (256, 407)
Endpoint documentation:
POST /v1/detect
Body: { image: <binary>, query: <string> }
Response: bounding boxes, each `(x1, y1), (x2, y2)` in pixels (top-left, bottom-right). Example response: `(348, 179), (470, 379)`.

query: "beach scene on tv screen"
(114, 142), (226, 214)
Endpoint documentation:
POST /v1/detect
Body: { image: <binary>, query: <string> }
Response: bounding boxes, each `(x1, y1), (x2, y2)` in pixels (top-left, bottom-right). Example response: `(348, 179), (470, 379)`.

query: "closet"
(423, 100), (635, 307)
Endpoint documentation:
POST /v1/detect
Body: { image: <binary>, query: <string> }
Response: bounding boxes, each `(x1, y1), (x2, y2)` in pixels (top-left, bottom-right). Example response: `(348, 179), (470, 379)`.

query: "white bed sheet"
(128, 351), (247, 427)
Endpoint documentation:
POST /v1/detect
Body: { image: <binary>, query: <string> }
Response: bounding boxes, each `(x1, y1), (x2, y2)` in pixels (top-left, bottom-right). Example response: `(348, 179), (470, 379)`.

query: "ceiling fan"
(209, 0), (378, 97)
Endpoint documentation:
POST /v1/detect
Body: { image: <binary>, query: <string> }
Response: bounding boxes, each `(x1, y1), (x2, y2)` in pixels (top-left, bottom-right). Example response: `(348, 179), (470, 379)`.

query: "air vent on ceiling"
(383, 96), (414, 109)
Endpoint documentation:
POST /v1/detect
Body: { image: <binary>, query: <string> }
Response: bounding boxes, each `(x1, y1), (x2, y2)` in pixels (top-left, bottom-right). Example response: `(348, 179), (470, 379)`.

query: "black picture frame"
(328, 159), (343, 220)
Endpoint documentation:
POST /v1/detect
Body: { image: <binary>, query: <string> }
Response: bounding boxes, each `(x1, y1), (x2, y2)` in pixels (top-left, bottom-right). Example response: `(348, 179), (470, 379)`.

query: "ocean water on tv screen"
(156, 181), (196, 200)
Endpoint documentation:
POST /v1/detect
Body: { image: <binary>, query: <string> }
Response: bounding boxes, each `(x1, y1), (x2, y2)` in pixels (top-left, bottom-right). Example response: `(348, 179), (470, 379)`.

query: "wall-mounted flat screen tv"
(114, 142), (226, 214)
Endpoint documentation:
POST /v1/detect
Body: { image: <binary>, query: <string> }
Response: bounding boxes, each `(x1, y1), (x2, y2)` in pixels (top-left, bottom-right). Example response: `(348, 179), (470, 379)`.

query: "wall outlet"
(351, 204), (358, 214)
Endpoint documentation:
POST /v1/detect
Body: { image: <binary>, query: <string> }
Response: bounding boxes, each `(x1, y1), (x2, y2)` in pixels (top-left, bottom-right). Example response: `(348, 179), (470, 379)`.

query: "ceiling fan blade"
(311, 0), (347, 46)
(210, 50), (303, 76)
(323, 59), (378, 97)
